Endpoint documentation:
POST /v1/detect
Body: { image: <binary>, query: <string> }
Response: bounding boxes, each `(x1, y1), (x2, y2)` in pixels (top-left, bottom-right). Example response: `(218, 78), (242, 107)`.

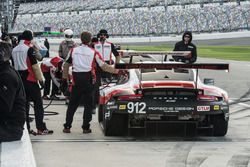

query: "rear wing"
(118, 50), (191, 63)
(115, 63), (229, 71)
(115, 62), (229, 90)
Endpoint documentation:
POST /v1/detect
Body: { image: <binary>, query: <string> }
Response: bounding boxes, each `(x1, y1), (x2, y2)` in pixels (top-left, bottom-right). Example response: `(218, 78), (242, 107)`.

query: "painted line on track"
(31, 138), (250, 143)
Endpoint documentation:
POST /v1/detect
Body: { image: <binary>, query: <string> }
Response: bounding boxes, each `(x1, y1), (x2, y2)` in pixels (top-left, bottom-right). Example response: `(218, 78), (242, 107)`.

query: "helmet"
(97, 29), (109, 38)
(64, 29), (73, 41)
(80, 31), (92, 44)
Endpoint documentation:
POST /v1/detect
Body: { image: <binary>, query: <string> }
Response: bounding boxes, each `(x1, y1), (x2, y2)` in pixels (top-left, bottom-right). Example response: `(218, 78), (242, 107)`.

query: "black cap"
(22, 30), (33, 41)
(97, 29), (109, 38)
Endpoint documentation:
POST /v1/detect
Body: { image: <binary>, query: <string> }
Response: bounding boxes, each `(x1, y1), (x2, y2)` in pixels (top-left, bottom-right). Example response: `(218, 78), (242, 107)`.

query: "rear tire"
(210, 114), (228, 136)
(104, 113), (128, 136)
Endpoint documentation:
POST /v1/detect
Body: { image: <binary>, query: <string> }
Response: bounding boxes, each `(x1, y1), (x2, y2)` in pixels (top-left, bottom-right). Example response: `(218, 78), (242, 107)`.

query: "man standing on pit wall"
(12, 30), (53, 135)
(59, 29), (76, 60)
(0, 31), (26, 142)
(61, 31), (119, 134)
(173, 31), (197, 64)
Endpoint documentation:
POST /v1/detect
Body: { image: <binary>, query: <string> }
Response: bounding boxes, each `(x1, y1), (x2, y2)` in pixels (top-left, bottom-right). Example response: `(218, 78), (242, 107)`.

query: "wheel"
(210, 114), (228, 136)
(104, 113), (128, 136)
(98, 105), (103, 123)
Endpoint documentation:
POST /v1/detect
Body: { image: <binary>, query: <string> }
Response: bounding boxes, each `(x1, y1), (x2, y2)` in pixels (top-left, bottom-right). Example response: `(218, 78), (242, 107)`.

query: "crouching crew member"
(12, 30), (53, 135)
(41, 56), (63, 100)
(62, 31), (119, 134)
(0, 32), (26, 142)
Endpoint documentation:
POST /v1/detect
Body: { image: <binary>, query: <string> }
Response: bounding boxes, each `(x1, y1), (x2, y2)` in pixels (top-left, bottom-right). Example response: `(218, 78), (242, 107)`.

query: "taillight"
(118, 94), (143, 101)
(197, 95), (218, 101)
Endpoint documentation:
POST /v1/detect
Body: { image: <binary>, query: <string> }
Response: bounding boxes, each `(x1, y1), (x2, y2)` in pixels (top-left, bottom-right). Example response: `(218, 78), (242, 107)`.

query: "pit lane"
(29, 42), (250, 167)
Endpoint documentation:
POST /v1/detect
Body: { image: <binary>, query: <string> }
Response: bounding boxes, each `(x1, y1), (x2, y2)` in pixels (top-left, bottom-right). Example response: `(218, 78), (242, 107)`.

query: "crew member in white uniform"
(93, 29), (121, 111)
(62, 31), (119, 134)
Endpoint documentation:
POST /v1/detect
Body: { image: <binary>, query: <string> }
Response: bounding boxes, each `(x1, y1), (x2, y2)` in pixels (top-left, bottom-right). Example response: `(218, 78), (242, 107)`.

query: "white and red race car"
(98, 51), (229, 136)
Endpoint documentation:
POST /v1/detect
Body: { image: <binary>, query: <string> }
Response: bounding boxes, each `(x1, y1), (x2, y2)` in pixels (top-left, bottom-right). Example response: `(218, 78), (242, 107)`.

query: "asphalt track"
(29, 40), (250, 167)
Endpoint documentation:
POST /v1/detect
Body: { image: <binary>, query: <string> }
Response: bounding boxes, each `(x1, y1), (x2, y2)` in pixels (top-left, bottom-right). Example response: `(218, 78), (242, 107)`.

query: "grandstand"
(10, 0), (250, 36)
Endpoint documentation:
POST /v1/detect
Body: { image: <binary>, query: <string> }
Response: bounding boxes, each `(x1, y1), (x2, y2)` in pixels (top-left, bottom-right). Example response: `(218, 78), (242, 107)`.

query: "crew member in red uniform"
(62, 31), (119, 134)
(12, 30), (53, 135)
(41, 56), (63, 100)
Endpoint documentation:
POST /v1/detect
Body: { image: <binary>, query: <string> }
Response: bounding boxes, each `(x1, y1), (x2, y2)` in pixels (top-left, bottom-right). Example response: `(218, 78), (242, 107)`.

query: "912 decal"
(127, 102), (146, 114)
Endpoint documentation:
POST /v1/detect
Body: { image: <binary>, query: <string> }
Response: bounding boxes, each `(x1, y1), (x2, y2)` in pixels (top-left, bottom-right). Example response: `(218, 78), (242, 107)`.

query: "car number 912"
(127, 102), (147, 114)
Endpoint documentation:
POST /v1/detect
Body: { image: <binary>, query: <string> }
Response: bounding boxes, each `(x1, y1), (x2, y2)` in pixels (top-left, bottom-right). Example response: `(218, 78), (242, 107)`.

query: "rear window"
(135, 68), (195, 81)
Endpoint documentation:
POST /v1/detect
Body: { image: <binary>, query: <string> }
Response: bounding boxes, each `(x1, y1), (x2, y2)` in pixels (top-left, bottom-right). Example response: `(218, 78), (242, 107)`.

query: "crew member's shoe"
(63, 128), (71, 133)
(42, 95), (50, 100)
(83, 129), (92, 134)
(37, 129), (54, 135)
(50, 95), (60, 100)
(28, 129), (37, 136)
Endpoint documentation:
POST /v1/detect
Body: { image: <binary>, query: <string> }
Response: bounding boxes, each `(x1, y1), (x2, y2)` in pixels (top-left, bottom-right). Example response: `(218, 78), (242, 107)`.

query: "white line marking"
(238, 103), (250, 108)
(229, 98), (250, 100)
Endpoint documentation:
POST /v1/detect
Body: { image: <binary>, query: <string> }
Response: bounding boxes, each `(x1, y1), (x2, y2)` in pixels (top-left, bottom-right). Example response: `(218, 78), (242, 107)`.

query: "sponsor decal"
(105, 111), (110, 119)
(107, 105), (118, 110)
(213, 105), (220, 110)
(107, 101), (115, 105)
(197, 106), (210, 111)
(147, 106), (194, 112)
(119, 105), (126, 110)
(188, 45), (194, 49)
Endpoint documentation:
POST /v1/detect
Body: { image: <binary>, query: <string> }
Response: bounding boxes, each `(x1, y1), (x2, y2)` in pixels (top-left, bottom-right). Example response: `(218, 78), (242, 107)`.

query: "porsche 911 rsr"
(98, 51), (229, 137)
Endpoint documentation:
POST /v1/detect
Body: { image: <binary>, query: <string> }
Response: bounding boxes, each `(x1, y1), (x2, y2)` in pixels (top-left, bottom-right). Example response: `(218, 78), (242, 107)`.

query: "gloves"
(38, 80), (45, 90)
(60, 79), (68, 93)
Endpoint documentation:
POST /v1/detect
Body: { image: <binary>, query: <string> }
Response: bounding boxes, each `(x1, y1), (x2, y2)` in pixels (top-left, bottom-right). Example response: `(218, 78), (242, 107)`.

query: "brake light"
(118, 94), (143, 101)
(197, 95), (218, 101)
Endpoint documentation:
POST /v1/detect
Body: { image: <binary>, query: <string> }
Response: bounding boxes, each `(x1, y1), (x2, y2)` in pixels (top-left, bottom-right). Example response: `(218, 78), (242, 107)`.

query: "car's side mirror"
(204, 78), (214, 85)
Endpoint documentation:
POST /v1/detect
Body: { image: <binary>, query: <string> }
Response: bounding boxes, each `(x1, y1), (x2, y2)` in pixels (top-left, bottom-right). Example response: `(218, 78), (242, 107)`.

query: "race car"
(98, 51), (229, 136)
